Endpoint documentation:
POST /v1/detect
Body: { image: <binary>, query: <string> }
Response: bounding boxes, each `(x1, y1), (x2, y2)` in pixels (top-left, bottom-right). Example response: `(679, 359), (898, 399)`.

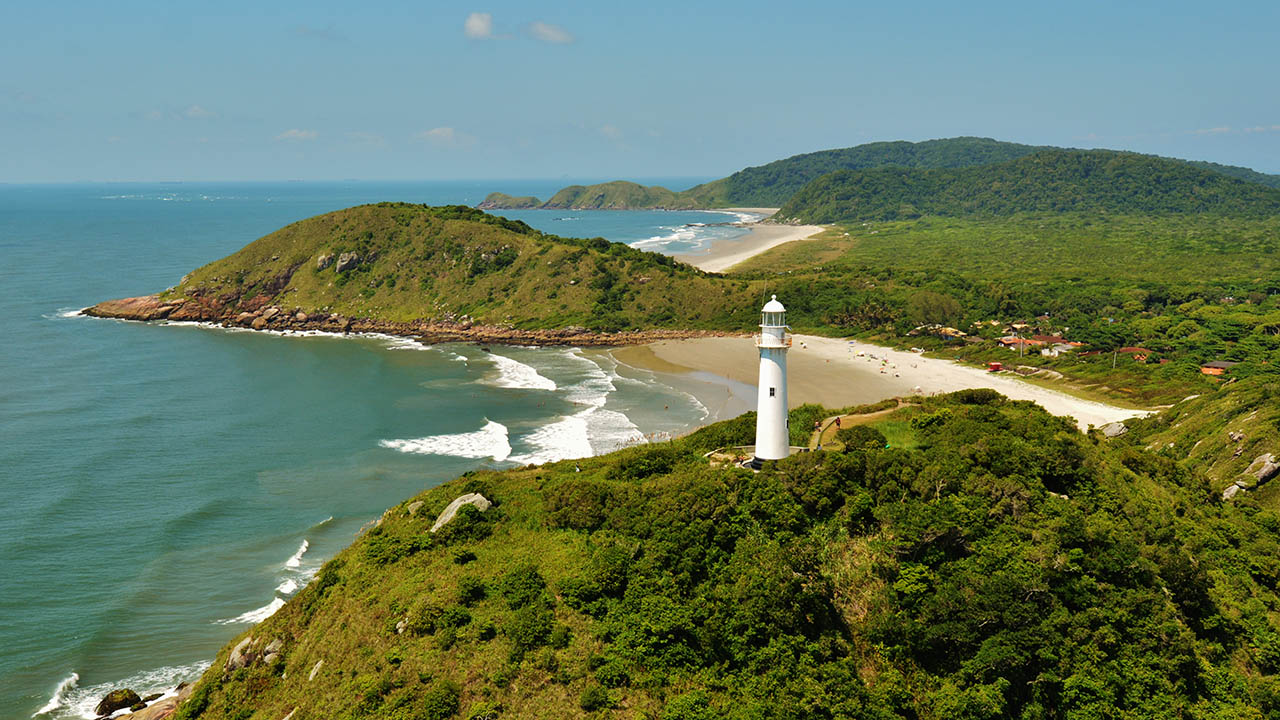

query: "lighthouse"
(753, 295), (791, 466)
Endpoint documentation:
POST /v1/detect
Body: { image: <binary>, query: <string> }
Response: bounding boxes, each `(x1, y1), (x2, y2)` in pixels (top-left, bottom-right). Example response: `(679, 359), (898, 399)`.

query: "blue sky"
(2, 0), (1277, 182)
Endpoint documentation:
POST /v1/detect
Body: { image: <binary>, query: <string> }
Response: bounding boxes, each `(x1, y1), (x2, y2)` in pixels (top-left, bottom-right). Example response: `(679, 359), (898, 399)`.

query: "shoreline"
(82, 295), (727, 347)
(678, 221), (825, 273)
(614, 334), (1152, 431)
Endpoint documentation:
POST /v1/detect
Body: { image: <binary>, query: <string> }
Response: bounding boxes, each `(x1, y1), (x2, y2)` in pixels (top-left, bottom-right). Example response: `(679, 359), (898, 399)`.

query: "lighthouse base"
(747, 445), (809, 469)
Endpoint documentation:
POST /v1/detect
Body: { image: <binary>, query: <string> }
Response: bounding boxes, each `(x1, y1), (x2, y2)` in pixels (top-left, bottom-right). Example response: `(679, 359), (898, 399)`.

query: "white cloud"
(413, 127), (475, 148)
(1244, 125), (1280, 134)
(184, 104), (215, 119)
(599, 124), (622, 140)
(528, 21), (574, 44)
(1195, 126), (1232, 135)
(464, 12), (493, 39)
(275, 128), (318, 141)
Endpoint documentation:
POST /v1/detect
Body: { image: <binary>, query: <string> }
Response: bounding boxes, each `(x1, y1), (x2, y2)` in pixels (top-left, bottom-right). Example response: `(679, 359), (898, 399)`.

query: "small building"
(1201, 360), (1240, 376)
(1117, 346), (1153, 362)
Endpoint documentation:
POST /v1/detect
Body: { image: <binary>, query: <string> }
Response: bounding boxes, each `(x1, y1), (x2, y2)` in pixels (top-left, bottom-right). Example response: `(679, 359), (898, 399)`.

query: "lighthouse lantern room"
(753, 295), (791, 466)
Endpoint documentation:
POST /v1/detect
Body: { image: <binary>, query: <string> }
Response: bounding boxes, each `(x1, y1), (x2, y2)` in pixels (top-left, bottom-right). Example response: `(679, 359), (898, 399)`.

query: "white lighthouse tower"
(753, 295), (791, 466)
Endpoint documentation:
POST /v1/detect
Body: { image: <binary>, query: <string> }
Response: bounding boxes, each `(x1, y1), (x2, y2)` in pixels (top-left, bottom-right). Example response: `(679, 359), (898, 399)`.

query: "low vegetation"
(175, 389), (1280, 719)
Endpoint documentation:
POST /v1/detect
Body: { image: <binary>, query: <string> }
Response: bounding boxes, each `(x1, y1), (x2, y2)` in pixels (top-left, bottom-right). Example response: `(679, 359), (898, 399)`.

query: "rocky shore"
(83, 294), (729, 347)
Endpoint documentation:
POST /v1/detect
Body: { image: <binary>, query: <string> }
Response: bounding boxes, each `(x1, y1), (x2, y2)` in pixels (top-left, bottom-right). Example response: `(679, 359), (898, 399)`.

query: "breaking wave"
(482, 353), (556, 390)
(379, 419), (512, 462)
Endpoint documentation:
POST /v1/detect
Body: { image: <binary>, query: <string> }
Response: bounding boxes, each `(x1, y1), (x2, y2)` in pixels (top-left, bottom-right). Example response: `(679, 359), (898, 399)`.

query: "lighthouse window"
(769, 387), (776, 397)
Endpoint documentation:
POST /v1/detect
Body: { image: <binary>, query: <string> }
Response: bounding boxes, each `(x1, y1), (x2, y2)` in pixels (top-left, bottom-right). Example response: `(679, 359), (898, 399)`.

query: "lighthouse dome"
(761, 294), (786, 313)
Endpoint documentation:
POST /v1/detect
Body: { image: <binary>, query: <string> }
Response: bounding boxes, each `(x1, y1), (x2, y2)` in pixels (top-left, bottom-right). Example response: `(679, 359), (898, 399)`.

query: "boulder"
(294, 312), (308, 323)
(265, 638), (283, 654)
(335, 252), (359, 273)
(1246, 453), (1279, 483)
(251, 317), (268, 330)
(1229, 430), (1245, 443)
(316, 254), (334, 270)
(308, 659), (324, 681)
(1223, 484), (1243, 501)
(263, 653), (280, 666)
(95, 689), (142, 716)
(227, 637), (255, 671)
(1100, 422), (1128, 438)
(407, 500), (425, 517)
(261, 307), (280, 320)
(431, 493), (492, 533)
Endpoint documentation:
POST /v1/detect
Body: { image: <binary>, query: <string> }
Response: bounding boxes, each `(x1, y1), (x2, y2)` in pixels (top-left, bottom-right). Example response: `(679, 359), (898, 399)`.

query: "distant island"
(478, 137), (1280, 211)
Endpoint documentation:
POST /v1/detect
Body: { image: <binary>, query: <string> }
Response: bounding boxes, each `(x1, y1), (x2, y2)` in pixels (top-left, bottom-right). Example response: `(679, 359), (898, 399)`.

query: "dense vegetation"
(479, 138), (1280, 211)
(776, 151), (1280, 223)
(174, 390), (1280, 719)
(732, 211), (1280, 403)
(163, 203), (760, 332)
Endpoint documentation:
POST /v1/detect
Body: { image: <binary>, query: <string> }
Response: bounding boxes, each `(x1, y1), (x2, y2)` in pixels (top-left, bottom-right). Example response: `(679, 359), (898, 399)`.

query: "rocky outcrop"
(1245, 453), (1279, 483)
(96, 689), (142, 716)
(1222, 452), (1280, 501)
(83, 294), (728, 347)
(431, 493), (492, 533)
(316, 253), (334, 270)
(335, 252), (359, 272)
(225, 636), (284, 673)
(1100, 421), (1128, 438)
(111, 683), (195, 720)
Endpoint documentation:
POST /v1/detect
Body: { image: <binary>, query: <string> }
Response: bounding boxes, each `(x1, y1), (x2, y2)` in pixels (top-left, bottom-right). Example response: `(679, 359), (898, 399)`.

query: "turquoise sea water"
(0, 181), (756, 719)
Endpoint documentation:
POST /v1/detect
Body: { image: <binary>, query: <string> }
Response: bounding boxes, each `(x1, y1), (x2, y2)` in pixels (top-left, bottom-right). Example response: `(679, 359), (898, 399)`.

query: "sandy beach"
(677, 213), (825, 273)
(613, 335), (1151, 431)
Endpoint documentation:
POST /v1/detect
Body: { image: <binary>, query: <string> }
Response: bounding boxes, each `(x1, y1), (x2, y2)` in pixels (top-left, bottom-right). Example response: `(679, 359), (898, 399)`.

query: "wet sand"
(677, 222), (825, 273)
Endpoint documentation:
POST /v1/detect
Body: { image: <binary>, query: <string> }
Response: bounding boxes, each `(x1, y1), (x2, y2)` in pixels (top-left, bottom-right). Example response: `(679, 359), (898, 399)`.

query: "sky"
(2, 0), (1278, 182)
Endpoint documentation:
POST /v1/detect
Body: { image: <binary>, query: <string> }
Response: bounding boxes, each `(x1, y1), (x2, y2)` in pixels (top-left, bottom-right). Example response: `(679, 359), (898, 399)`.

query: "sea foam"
(379, 419), (512, 462)
(482, 353), (557, 391)
(285, 540), (309, 568)
(31, 672), (78, 717)
(216, 597), (286, 625)
(48, 661), (210, 719)
(509, 350), (643, 464)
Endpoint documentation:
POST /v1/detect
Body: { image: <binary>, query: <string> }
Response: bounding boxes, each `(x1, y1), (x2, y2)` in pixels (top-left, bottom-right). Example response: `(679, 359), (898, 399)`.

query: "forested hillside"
(776, 151), (1280, 223)
(479, 139), (1280, 211)
(172, 390), (1280, 719)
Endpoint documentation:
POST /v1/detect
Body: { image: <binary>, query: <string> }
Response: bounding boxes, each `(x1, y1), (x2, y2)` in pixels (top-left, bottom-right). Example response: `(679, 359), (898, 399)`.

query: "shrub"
(662, 690), (718, 720)
(504, 604), (554, 653)
(403, 599), (445, 636)
(458, 576), (487, 606)
(362, 529), (425, 566)
(836, 425), (888, 450)
(421, 679), (461, 720)
(606, 444), (693, 483)
(499, 564), (547, 609)
(579, 685), (609, 711)
(546, 480), (612, 530)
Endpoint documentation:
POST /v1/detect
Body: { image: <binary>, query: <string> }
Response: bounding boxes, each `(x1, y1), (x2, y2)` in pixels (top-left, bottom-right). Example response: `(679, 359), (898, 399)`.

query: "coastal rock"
(431, 493), (492, 533)
(265, 637), (283, 654)
(85, 295), (183, 321)
(316, 253), (334, 270)
(251, 317), (268, 330)
(1246, 453), (1279, 483)
(335, 252), (359, 272)
(295, 311), (308, 323)
(227, 637), (255, 671)
(1223, 484), (1242, 501)
(261, 307), (280, 320)
(407, 500), (425, 517)
(96, 689), (142, 716)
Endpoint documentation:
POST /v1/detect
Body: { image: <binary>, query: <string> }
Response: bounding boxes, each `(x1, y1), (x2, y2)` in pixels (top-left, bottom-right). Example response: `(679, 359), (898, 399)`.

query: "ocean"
(0, 180), (758, 719)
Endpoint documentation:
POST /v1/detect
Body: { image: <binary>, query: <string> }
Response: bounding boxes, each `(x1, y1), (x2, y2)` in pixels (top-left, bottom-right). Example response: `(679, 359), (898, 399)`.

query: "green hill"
(479, 139), (1280, 211)
(776, 151), (1280, 223)
(114, 203), (759, 332)
(170, 390), (1280, 719)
